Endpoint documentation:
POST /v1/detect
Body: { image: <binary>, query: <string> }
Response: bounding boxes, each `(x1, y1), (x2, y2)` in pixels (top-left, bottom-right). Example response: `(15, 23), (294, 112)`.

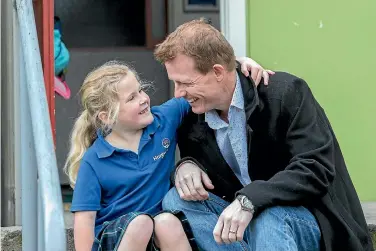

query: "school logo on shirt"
(153, 150), (167, 161)
(153, 138), (170, 161)
(162, 138), (170, 149)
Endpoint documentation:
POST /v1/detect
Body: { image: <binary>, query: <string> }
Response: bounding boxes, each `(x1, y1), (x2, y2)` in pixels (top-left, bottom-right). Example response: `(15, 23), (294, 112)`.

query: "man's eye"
(128, 96), (134, 101)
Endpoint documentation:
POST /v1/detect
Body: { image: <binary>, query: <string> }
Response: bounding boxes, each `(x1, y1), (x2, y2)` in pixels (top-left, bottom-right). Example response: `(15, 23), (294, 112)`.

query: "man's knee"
(255, 206), (318, 227)
(251, 206), (320, 240)
(250, 206), (320, 251)
(162, 188), (186, 210)
(257, 206), (287, 220)
(250, 206), (286, 232)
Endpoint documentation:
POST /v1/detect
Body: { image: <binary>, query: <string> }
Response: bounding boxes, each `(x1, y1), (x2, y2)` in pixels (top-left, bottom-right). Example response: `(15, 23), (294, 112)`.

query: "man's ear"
(212, 64), (225, 82)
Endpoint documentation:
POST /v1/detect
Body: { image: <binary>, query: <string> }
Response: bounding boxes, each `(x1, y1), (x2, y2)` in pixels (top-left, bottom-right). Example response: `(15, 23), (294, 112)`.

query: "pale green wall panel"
(247, 0), (376, 201)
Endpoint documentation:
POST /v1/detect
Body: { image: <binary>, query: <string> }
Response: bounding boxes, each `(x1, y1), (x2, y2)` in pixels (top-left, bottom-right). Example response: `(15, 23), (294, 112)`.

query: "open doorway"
(55, 0), (147, 48)
(54, 0), (170, 188)
(55, 0), (166, 49)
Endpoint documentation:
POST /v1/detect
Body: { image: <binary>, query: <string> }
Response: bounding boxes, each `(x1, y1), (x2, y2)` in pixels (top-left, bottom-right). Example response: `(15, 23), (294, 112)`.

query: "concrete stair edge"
(0, 226), (75, 251)
(1, 224), (375, 251)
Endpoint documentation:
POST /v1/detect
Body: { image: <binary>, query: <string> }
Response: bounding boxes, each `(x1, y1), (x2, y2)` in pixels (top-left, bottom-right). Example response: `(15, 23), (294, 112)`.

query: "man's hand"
(213, 199), (253, 244)
(175, 161), (215, 201)
(237, 57), (275, 86)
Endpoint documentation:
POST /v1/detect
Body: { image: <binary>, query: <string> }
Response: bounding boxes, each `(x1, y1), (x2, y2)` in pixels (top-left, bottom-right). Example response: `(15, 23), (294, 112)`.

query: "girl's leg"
(117, 215), (154, 251)
(154, 213), (192, 251)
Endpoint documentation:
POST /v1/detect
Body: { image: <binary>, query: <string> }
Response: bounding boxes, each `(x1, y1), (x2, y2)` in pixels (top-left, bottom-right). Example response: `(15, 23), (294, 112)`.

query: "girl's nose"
(140, 96), (147, 105)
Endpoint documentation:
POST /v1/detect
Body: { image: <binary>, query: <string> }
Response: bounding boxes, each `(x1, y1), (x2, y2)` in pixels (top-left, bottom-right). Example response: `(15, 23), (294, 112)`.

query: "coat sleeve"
(238, 77), (336, 213)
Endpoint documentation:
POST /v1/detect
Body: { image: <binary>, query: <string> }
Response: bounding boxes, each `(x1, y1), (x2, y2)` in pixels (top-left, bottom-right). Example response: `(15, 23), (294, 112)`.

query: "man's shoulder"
(258, 71), (310, 101)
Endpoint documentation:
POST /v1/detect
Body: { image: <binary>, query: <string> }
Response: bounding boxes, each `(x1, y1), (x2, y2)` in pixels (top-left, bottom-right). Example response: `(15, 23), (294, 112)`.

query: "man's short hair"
(154, 18), (236, 74)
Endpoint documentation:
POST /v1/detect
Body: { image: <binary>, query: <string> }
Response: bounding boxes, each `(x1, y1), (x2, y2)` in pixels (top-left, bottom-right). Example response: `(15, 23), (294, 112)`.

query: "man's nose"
(174, 83), (186, 98)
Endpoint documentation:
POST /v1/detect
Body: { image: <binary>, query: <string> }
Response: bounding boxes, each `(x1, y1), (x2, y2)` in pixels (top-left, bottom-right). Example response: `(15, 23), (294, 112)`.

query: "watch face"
(244, 199), (253, 208)
(242, 197), (253, 209)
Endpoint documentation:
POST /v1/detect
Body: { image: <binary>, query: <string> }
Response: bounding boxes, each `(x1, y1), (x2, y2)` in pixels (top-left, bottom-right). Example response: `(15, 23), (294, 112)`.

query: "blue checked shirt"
(205, 73), (251, 186)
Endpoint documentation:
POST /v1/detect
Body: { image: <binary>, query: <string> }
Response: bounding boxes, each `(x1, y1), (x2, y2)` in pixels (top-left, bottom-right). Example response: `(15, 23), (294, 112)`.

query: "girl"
(65, 60), (269, 251)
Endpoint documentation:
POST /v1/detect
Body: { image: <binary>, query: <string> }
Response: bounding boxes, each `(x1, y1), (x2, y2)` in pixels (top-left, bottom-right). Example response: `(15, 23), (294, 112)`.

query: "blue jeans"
(162, 188), (321, 251)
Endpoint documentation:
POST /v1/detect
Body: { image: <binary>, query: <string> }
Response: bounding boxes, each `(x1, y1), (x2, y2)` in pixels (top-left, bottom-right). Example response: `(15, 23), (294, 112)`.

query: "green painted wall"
(246, 0), (376, 201)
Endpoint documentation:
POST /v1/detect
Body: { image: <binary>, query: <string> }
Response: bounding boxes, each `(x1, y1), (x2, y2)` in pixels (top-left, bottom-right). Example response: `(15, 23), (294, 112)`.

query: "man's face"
(165, 54), (222, 114)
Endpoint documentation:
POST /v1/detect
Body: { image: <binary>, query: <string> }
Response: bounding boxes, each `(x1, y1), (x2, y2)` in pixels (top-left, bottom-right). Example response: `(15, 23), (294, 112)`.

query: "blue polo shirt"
(71, 98), (190, 236)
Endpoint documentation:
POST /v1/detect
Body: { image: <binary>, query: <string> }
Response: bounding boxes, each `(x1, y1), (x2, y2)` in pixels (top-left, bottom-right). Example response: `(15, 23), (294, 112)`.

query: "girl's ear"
(98, 111), (108, 124)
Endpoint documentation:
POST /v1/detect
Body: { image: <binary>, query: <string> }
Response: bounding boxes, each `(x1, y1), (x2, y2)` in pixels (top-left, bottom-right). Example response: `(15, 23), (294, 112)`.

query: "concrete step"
(0, 226), (74, 251)
(2, 203), (376, 251)
(364, 202), (376, 249)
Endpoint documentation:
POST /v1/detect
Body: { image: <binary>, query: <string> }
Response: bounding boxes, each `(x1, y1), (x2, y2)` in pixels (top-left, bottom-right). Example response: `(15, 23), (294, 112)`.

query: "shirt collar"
(205, 72), (244, 130)
(231, 73), (245, 110)
(94, 130), (116, 159)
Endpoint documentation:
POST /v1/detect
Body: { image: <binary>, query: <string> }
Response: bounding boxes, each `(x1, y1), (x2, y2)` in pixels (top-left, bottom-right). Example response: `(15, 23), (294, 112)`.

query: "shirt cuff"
(70, 204), (100, 213)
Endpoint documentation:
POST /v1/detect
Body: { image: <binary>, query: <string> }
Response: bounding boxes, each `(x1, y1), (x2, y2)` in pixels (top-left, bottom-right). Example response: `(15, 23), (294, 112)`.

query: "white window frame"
(220, 0), (247, 57)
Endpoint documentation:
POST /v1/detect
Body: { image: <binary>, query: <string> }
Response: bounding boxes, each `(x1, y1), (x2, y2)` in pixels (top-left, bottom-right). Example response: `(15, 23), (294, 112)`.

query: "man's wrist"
(174, 160), (197, 180)
(236, 195), (255, 214)
(176, 160), (196, 171)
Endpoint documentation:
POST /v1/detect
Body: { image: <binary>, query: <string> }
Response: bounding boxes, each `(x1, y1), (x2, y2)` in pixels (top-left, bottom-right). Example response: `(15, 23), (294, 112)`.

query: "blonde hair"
(64, 61), (142, 187)
(154, 18), (236, 74)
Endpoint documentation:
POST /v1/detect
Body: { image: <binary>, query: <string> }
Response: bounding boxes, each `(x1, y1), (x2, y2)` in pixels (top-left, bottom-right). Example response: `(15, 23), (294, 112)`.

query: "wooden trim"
(183, 0), (219, 12)
(220, 0), (247, 57)
(165, 0), (168, 36)
(69, 46), (150, 52)
(145, 0), (153, 49)
(145, 0), (168, 49)
(32, 0), (56, 144)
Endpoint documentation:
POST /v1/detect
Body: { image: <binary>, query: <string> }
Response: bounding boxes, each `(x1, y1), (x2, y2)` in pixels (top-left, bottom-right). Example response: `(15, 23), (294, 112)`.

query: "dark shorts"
(92, 210), (198, 251)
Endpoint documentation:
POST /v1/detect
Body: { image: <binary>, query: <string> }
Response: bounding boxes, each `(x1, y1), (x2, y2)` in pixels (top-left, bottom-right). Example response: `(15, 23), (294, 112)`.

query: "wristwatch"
(236, 195), (255, 214)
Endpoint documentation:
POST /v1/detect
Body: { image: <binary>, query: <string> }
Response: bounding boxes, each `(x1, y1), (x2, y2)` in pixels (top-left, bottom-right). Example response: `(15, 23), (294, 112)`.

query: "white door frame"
(220, 0), (247, 57)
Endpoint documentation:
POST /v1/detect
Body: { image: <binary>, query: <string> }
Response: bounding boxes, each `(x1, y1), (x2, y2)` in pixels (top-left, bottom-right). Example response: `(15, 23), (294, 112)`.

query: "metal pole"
(15, 0), (66, 250)
(20, 44), (38, 250)
(38, 182), (45, 251)
(0, 0), (2, 227)
(1, 0), (16, 227)
(14, 8), (22, 226)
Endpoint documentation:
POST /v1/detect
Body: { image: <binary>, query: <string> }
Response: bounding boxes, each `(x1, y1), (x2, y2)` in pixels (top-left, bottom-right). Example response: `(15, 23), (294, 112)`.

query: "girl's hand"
(237, 57), (275, 86)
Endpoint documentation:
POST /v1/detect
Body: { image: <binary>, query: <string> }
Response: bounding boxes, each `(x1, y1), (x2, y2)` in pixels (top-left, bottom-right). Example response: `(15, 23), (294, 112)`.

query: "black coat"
(175, 68), (373, 251)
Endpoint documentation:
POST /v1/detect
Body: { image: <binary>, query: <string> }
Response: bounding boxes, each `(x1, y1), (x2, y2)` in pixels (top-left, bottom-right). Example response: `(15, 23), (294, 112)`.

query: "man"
(154, 19), (373, 251)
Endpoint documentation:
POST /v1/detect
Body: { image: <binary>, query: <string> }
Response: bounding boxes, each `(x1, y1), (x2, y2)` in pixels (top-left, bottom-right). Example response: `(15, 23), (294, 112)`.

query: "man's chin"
(191, 105), (206, 115)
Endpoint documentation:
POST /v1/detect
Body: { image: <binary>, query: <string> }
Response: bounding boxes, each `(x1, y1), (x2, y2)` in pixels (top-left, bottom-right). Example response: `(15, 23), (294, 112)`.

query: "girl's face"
(112, 72), (154, 131)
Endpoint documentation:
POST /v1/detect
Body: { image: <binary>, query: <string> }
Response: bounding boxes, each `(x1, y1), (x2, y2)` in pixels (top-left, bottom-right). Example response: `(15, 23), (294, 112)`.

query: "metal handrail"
(15, 0), (66, 250)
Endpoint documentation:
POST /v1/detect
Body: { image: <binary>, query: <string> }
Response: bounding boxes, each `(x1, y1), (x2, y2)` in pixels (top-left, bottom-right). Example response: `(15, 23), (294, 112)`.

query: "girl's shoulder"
(81, 138), (102, 164)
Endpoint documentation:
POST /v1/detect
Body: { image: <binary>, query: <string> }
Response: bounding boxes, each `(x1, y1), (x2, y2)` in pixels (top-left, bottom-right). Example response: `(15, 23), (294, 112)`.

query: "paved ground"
(65, 210), (74, 228)
(2, 202), (375, 251)
(363, 202), (376, 225)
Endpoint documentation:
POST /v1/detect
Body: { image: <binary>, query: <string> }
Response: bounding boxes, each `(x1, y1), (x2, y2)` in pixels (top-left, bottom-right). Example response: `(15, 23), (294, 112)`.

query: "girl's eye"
(128, 95), (134, 102)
